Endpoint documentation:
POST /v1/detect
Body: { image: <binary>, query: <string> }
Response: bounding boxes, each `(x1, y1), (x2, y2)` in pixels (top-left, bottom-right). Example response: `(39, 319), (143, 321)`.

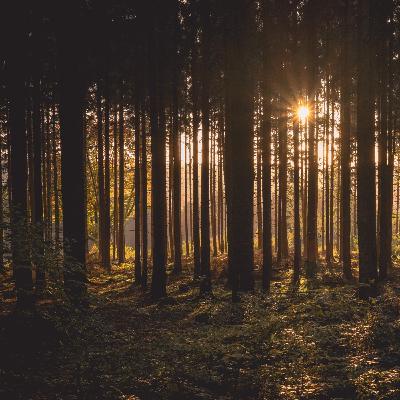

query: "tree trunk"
(7, 30), (34, 308)
(113, 107), (118, 260)
(261, 10), (272, 290)
(118, 89), (125, 264)
(150, 9), (167, 298)
(141, 106), (148, 289)
(32, 76), (45, 289)
(103, 76), (111, 271)
(356, 0), (378, 284)
(134, 100), (142, 284)
(57, 6), (87, 302)
(191, 35), (201, 279)
(172, 74), (182, 274)
(52, 103), (60, 257)
(96, 82), (105, 265)
(340, 0), (353, 280)
(293, 117), (301, 283)
(305, 0), (318, 278)
(224, 0), (254, 294)
(200, 0), (211, 294)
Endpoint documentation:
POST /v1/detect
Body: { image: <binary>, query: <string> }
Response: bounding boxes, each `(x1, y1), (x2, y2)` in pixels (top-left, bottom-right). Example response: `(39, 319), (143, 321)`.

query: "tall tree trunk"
(378, 0), (393, 280)
(256, 133), (262, 251)
(113, 107), (118, 260)
(32, 76), (45, 289)
(134, 100), (142, 284)
(52, 103), (60, 257)
(224, 0), (254, 294)
(103, 76), (111, 271)
(340, 0), (353, 280)
(330, 96), (335, 261)
(325, 80), (331, 264)
(141, 106), (148, 289)
(356, 0), (378, 285)
(0, 129), (4, 273)
(57, 5), (87, 302)
(45, 107), (52, 243)
(200, 0), (211, 294)
(191, 36), (201, 279)
(172, 75), (182, 274)
(261, 0), (272, 292)
(118, 89), (125, 264)
(150, 9), (167, 298)
(305, 0), (318, 278)
(27, 108), (35, 224)
(278, 107), (289, 262)
(96, 82), (105, 265)
(211, 125), (218, 257)
(218, 116), (225, 254)
(168, 130), (174, 261)
(293, 117), (301, 283)
(7, 28), (34, 308)
(184, 127), (189, 257)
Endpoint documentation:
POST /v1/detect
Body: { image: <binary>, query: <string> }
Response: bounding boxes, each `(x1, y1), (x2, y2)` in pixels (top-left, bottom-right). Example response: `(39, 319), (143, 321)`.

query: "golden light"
(298, 106), (309, 122)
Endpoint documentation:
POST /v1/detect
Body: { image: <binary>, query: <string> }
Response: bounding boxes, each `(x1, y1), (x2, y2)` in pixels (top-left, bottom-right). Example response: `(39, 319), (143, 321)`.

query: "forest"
(1, 0), (400, 399)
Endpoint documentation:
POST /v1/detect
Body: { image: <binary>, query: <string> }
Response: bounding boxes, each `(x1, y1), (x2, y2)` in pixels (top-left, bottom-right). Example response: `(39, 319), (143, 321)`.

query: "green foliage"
(1, 265), (400, 399)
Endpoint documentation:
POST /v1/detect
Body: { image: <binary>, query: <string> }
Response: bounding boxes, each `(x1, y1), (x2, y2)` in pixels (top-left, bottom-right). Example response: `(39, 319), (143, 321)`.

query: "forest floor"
(1, 256), (400, 400)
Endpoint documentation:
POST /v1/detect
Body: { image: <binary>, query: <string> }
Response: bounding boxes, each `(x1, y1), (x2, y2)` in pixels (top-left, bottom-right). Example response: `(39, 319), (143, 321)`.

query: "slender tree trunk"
(340, 0), (353, 280)
(200, 0), (211, 293)
(191, 37), (201, 279)
(27, 108), (35, 224)
(141, 106), (148, 289)
(305, 1), (318, 278)
(396, 162), (399, 235)
(150, 10), (167, 298)
(96, 82), (105, 265)
(134, 100), (142, 284)
(184, 127), (189, 257)
(278, 107), (289, 262)
(118, 89), (125, 264)
(293, 117), (301, 283)
(330, 96), (335, 261)
(325, 80), (331, 264)
(224, 0), (254, 294)
(172, 79), (182, 274)
(58, 6), (87, 302)
(256, 133), (262, 251)
(261, 0), (272, 291)
(218, 117), (225, 254)
(378, 1), (393, 280)
(168, 130), (174, 261)
(52, 103), (60, 256)
(7, 26), (34, 307)
(45, 108), (52, 243)
(356, 0), (378, 285)
(0, 128), (4, 273)
(274, 129), (279, 256)
(32, 76), (45, 289)
(103, 76), (111, 271)
(211, 124), (218, 257)
(113, 107), (118, 260)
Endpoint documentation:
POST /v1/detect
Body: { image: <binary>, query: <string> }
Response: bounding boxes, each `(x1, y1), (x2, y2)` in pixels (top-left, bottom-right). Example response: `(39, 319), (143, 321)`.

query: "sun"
(298, 106), (309, 122)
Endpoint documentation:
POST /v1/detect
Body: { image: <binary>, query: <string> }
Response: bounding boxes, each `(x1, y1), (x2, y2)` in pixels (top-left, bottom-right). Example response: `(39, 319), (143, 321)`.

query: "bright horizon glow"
(298, 106), (309, 122)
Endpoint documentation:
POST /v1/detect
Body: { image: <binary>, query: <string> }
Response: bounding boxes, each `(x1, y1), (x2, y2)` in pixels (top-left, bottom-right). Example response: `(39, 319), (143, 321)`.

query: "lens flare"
(298, 106), (309, 121)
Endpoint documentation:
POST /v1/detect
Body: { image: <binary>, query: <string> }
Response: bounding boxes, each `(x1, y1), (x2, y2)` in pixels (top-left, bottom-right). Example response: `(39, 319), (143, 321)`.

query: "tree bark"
(103, 76), (111, 271)
(118, 89), (125, 264)
(340, 0), (353, 280)
(57, 4), (87, 302)
(224, 0), (254, 294)
(356, 0), (378, 284)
